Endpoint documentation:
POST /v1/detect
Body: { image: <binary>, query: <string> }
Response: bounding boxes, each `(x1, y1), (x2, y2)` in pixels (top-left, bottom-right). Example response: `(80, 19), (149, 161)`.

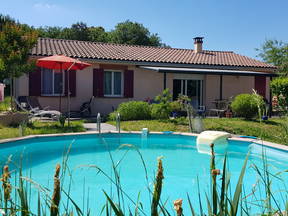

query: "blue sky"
(1, 0), (287, 59)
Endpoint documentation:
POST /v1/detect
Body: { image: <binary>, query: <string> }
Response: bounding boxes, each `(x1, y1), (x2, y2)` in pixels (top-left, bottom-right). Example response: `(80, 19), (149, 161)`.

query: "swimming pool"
(0, 133), (287, 215)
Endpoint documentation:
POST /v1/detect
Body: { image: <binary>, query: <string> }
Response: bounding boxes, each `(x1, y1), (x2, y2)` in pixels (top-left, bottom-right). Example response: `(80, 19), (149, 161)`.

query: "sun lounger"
(15, 97), (60, 120)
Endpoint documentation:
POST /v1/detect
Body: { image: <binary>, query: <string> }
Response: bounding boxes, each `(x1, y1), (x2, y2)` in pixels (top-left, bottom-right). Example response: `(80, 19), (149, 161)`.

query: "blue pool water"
(0, 133), (288, 214)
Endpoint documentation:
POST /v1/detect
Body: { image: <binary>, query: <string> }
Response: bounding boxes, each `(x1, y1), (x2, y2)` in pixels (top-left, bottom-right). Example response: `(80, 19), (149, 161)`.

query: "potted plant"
(225, 109), (233, 118)
(261, 103), (269, 121)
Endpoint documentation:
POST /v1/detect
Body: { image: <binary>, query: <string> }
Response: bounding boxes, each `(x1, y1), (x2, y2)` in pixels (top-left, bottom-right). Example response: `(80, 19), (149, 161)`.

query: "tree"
(36, 20), (167, 47)
(88, 26), (109, 43)
(0, 14), (38, 108)
(37, 26), (63, 38)
(69, 22), (89, 41)
(109, 20), (164, 46)
(257, 40), (288, 76)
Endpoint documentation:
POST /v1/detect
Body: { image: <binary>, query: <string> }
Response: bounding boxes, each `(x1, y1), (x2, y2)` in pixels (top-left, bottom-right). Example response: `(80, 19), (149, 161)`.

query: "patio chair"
(208, 100), (229, 117)
(197, 105), (206, 117)
(17, 96), (31, 110)
(15, 97), (61, 120)
(27, 96), (50, 111)
(68, 96), (94, 118)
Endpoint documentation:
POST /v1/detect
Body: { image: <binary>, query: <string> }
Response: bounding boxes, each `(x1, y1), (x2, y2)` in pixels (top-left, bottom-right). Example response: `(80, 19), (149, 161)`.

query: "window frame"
(41, 68), (65, 96)
(173, 78), (203, 106)
(103, 70), (124, 97)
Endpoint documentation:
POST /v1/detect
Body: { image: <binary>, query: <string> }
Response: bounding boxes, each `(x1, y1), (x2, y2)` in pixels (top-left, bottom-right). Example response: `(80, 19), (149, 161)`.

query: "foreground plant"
(50, 164), (61, 216)
(173, 199), (183, 216)
(1, 165), (11, 215)
(151, 157), (164, 216)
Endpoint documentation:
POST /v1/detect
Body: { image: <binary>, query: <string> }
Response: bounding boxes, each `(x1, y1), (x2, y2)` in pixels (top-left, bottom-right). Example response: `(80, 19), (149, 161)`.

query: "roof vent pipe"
(193, 37), (204, 53)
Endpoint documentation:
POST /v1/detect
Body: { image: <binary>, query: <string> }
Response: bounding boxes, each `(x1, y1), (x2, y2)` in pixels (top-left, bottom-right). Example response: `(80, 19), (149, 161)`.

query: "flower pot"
(225, 111), (233, 118)
(262, 116), (268, 121)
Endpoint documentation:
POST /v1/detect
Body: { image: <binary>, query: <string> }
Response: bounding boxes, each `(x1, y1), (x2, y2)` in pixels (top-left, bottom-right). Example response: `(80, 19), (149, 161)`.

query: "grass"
(108, 117), (288, 145)
(0, 120), (86, 140)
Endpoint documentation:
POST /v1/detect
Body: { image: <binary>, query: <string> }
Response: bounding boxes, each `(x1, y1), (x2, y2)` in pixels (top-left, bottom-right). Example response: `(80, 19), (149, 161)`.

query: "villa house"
(15, 37), (277, 115)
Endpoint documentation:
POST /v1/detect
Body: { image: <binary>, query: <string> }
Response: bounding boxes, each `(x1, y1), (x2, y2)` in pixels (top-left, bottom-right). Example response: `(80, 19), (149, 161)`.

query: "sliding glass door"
(173, 79), (203, 108)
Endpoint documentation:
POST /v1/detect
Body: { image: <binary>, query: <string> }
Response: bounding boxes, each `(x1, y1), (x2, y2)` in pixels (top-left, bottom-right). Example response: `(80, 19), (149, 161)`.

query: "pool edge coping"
(0, 130), (287, 151)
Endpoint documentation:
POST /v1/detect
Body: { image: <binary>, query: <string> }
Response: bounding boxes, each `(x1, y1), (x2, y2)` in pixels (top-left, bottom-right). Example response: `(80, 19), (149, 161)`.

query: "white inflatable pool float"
(196, 130), (231, 154)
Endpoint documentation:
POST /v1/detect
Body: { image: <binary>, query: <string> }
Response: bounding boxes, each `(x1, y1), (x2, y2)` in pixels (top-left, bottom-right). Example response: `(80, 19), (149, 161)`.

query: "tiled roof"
(30, 38), (276, 69)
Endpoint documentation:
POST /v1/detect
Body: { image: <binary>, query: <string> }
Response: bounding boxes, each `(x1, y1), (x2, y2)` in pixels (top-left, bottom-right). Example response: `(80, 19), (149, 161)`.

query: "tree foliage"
(257, 40), (288, 76)
(109, 20), (163, 46)
(0, 14), (38, 81)
(37, 20), (166, 47)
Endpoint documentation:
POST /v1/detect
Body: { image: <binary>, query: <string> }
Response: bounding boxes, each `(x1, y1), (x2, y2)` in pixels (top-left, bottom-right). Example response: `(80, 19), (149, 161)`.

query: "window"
(104, 70), (123, 96)
(41, 68), (64, 95)
(173, 79), (203, 107)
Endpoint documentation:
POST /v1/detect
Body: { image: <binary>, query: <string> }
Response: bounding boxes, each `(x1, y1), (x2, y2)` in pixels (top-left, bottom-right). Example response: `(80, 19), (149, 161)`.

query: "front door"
(173, 79), (203, 108)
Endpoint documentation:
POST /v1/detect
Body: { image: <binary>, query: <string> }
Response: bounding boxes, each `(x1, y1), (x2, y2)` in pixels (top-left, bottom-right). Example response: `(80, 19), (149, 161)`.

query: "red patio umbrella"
(37, 55), (91, 126)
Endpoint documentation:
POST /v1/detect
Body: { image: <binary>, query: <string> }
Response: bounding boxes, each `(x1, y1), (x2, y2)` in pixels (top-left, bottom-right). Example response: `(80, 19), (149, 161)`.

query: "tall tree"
(69, 22), (89, 41)
(88, 26), (109, 43)
(257, 40), (288, 76)
(36, 20), (167, 47)
(0, 14), (38, 107)
(109, 20), (164, 46)
(38, 26), (63, 38)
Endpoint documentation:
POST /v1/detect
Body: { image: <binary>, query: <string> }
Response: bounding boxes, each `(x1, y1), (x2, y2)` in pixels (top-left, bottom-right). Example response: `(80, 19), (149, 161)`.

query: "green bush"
(170, 101), (182, 112)
(151, 103), (172, 119)
(151, 88), (173, 119)
(231, 94), (258, 119)
(109, 101), (151, 121)
(0, 97), (10, 112)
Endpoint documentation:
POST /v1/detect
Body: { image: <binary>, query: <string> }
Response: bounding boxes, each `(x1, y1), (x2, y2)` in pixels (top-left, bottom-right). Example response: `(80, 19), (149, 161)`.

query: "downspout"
(163, 72), (167, 90)
(269, 76), (273, 117)
(219, 75), (223, 100)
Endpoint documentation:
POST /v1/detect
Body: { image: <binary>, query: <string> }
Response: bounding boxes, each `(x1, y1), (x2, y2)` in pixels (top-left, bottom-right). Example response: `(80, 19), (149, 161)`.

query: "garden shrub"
(270, 77), (288, 112)
(109, 101), (151, 121)
(231, 94), (258, 119)
(170, 101), (182, 112)
(151, 103), (172, 119)
(151, 88), (173, 119)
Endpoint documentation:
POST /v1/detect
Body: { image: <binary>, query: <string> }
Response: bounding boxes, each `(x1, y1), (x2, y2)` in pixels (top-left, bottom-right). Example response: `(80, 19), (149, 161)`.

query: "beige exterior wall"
(205, 75), (220, 109)
(15, 74), (29, 96)
(222, 75), (254, 99)
(205, 75), (255, 109)
(15, 61), (270, 115)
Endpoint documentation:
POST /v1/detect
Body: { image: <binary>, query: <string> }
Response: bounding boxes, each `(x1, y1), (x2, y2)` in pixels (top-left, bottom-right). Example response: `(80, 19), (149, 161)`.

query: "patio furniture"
(17, 96), (50, 111)
(17, 96), (31, 110)
(197, 105), (206, 117)
(15, 97), (61, 120)
(28, 96), (50, 111)
(69, 96), (94, 118)
(209, 99), (229, 117)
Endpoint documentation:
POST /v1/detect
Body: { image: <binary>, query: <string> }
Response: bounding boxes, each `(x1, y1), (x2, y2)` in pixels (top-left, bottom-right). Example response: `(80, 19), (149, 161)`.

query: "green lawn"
(0, 120), (86, 140)
(108, 118), (288, 145)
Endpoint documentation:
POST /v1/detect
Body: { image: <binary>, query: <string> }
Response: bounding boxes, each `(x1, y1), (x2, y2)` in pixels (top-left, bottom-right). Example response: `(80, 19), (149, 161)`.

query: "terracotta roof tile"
(30, 38), (276, 69)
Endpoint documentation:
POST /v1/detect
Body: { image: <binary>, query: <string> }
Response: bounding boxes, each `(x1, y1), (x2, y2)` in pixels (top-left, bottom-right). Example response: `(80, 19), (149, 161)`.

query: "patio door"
(173, 79), (203, 108)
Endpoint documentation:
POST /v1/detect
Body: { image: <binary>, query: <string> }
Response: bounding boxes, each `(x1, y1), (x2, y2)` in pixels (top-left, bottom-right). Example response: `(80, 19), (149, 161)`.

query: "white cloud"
(33, 3), (57, 10)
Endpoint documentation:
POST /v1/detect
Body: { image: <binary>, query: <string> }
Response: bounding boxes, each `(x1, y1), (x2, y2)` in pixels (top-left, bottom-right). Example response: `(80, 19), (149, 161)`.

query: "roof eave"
(29, 54), (277, 73)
